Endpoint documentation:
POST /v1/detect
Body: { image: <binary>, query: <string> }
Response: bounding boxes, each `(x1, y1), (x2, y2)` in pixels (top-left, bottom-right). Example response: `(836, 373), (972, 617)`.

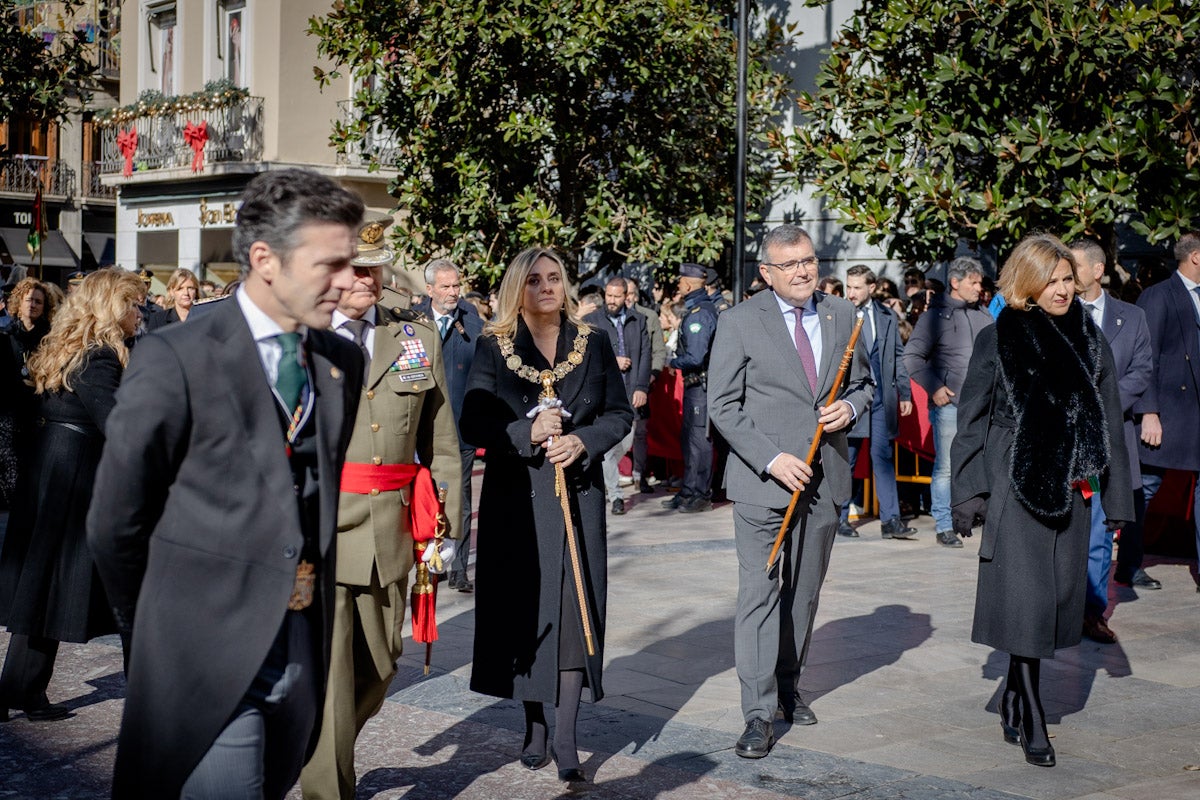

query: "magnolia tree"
(777, 0), (1200, 263)
(310, 0), (794, 280)
(1, 1), (96, 124)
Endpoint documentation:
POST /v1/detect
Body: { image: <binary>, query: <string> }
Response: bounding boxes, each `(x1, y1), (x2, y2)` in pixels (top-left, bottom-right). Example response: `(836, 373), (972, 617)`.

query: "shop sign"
(137, 209), (176, 228)
(199, 197), (238, 227)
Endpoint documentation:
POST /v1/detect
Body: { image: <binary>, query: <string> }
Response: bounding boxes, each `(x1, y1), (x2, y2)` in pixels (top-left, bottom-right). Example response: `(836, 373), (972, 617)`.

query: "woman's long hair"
(5, 277), (58, 326)
(161, 268), (199, 310)
(484, 247), (582, 339)
(28, 269), (144, 394)
(996, 234), (1078, 312)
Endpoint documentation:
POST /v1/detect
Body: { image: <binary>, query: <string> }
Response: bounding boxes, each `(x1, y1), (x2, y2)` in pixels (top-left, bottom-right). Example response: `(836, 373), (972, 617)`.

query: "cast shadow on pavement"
(980, 641), (1131, 726)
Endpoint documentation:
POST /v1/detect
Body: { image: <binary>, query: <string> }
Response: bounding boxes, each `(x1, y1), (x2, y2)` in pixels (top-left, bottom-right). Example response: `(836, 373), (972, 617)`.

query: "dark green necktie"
(275, 332), (307, 412)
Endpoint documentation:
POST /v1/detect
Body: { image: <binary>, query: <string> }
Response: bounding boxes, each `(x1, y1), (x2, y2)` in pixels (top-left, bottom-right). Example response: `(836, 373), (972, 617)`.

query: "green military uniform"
(301, 297), (463, 798)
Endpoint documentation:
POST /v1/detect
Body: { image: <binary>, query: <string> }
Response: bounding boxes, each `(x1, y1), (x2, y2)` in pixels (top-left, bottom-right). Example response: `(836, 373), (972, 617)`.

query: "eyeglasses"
(760, 257), (818, 274)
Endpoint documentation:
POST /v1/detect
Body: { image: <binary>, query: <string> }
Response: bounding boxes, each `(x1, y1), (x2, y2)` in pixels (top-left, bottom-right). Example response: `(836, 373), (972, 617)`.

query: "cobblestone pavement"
(3, 483), (1200, 799)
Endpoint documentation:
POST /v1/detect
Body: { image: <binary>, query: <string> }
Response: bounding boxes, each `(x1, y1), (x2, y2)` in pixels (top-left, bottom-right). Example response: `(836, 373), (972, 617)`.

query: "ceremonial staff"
(541, 372), (597, 657)
(765, 316), (865, 572)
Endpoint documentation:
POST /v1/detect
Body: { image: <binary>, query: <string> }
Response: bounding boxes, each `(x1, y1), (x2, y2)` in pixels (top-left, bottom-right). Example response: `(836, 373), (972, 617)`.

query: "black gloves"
(952, 496), (988, 538)
(1105, 519), (1129, 533)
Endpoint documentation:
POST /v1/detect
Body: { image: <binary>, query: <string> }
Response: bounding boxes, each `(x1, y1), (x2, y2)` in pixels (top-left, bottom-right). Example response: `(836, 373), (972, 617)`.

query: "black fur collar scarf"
(995, 302), (1109, 524)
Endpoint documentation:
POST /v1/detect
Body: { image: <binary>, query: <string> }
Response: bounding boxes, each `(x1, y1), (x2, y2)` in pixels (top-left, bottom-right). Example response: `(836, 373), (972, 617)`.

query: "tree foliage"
(310, 0), (793, 280)
(0, 1), (96, 124)
(778, 0), (1200, 262)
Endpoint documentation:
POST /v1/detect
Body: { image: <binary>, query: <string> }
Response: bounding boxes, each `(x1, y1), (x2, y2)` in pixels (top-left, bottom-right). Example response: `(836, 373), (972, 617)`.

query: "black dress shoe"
(639, 479), (654, 494)
(550, 745), (587, 782)
(1130, 569), (1162, 589)
(735, 718), (774, 758)
(611, 498), (626, 515)
(936, 530), (963, 548)
(881, 518), (918, 539)
(23, 703), (69, 722)
(838, 522), (859, 538)
(661, 495), (684, 510)
(678, 497), (713, 514)
(520, 750), (551, 770)
(455, 579), (474, 593)
(779, 695), (817, 725)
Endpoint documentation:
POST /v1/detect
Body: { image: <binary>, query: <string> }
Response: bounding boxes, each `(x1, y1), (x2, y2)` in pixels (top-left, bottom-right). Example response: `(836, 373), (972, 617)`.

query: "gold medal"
(498, 324), (590, 388)
(506, 355), (523, 371)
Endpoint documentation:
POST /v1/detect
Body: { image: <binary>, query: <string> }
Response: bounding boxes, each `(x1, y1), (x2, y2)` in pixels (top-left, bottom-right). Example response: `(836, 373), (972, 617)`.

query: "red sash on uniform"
(340, 462), (439, 543)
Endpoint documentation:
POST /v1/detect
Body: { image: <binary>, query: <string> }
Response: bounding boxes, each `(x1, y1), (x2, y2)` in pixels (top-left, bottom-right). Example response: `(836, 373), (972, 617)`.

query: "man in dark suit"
(413, 258), (483, 592)
(585, 276), (652, 514)
(1070, 240), (1154, 642)
(840, 264), (916, 540)
(708, 224), (873, 758)
(87, 169), (365, 800)
(1134, 232), (1200, 590)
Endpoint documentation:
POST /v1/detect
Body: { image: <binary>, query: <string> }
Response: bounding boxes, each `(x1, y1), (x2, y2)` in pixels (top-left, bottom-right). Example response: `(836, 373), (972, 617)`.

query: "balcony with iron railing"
(99, 96), (264, 180)
(336, 100), (402, 169)
(0, 155), (76, 198)
(83, 161), (115, 200)
(97, 37), (120, 81)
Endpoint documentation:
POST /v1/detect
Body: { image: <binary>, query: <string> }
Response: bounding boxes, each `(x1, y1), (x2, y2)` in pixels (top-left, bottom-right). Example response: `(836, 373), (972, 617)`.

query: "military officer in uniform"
(663, 263), (720, 513)
(300, 218), (463, 800)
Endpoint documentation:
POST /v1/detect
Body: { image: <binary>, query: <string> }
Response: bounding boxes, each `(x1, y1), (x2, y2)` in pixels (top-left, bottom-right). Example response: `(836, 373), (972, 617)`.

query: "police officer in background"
(706, 267), (732, 313)
(663, 263), (720, 513)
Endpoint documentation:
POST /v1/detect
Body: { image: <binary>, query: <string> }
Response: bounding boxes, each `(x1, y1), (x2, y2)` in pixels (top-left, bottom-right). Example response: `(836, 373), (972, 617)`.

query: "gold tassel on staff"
(766, 316), (865, 572)
(541, 373), (596, 657)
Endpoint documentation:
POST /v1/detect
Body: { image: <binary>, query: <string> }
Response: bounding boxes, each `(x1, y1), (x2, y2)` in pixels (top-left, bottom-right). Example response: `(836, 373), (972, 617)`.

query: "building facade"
(100, 0), (394, 290)
(1, 0), (121, 288)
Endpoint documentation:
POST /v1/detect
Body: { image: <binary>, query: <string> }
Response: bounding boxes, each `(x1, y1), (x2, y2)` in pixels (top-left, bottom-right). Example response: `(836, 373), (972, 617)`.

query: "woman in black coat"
(0, 277), (55, 505)
(0, 269), (144, 721)
(951, 234), (1133, 768)
(143, 267), (198, 331)
(461, 247), (632, 782)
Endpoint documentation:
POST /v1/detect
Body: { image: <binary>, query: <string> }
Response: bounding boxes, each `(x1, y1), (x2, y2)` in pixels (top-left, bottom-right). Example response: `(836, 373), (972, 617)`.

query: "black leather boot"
(1000, 657), (1020, 745)
(1013, 656), (1055, 767)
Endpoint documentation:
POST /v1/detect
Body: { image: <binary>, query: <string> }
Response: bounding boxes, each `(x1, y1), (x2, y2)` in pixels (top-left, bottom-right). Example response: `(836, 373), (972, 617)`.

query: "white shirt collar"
(772, 290), (817, 315)
(236, 287), (308, 343)
(1178, 270), (1200, 292)
(332, 305), (377, 330)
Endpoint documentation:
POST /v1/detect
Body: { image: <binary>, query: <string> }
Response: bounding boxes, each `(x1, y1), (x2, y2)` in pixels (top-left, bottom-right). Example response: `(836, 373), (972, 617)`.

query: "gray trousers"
(182, 612), (319, 800)
(448, 447), (475, 584)
(602, 429), (636, 501)
(733, 482), (838, 723)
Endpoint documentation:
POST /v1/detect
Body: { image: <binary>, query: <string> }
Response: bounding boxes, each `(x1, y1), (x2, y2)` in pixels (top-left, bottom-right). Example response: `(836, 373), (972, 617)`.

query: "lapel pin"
(1116, 318), (1123, 326)
(330, 367), (342, 380)
(826, 314), (833, 320)
(403, 323), (416, 336)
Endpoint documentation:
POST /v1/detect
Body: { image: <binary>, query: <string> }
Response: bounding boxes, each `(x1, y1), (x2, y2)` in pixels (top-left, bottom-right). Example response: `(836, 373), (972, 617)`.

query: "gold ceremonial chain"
(497, 324), (590, 386)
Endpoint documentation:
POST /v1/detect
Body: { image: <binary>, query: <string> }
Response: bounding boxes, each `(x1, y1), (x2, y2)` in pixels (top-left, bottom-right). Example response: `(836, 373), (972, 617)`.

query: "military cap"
(68, 271), (87, 286)
(135, 268), (153, 285)
(679, 263), (706, 279)
(352, 213), (395, 268)
(705, 267), (721, 287)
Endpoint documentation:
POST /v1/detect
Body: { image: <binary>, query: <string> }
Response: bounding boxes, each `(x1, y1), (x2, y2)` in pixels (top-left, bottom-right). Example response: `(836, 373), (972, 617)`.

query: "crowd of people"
(0, 167), (1196, 797)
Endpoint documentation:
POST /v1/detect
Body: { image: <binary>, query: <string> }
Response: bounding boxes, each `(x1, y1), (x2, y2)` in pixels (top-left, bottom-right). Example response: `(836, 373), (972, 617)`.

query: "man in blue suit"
(1070, 240), (1154, 642)
(840, 265), (916, 540)
(1134, 232), (1200, 591)
(414, 259), (483, 592)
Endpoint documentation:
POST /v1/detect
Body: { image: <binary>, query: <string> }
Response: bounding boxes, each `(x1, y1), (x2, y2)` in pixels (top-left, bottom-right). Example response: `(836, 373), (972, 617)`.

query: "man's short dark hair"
(845, 264), (877, 285)
(947, 257), (983, 284)
(233, 169), (364, 277)
(761, 224), (813, 259)
(605, 275), (628, 291)
(1068, 238), (1106, 271)
(1173, 231), (1200, 264)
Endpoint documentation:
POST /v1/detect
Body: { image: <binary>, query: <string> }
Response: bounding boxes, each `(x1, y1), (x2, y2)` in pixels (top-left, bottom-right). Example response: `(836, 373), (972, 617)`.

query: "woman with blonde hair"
(462, 247), (632, 782)
(0, 269), (144, 721)
(145, 268), (199, 330)
(951, 233), (1132, 767)
(0, 277), (57, 503)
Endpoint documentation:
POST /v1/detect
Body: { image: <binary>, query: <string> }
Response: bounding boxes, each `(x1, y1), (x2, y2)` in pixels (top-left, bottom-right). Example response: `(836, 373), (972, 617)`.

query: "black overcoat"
(461, 317), (632, 703)
(86, 297), (361, 799)
(951, 321), (1133, 659)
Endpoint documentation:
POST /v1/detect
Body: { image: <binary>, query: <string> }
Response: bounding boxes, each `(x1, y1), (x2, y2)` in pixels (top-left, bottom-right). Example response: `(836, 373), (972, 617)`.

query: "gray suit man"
(708, 224), (873, 759)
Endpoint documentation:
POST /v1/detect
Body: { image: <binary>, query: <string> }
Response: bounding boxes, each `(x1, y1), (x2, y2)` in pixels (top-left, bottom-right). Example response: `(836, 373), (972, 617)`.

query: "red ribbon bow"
(116, 128), (138, 177)
(183, 121), (208, 173)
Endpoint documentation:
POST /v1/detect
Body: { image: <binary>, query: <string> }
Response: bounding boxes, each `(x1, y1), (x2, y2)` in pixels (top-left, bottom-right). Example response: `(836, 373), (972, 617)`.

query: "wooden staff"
(540, 373), (596, 656)
(765, 316), (865, 572)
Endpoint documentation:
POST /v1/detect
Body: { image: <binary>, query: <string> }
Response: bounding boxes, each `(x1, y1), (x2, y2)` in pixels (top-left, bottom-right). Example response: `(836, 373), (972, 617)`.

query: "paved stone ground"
(3, 483), (1200, 799)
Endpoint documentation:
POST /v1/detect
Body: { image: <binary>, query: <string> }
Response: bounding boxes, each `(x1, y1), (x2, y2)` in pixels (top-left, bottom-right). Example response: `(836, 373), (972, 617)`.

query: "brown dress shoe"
(1082, 614), (1117, 644)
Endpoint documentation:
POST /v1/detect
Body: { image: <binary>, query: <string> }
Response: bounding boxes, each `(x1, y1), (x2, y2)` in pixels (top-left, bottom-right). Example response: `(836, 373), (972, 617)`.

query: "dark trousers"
(1113, 488), (1147, 582)
(680, 385), (712, 500)
(181, 612), (319, 800)
(448, 447), (475, 584)
(0, 633), (58, 710)
(631, 415), (648, 478)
